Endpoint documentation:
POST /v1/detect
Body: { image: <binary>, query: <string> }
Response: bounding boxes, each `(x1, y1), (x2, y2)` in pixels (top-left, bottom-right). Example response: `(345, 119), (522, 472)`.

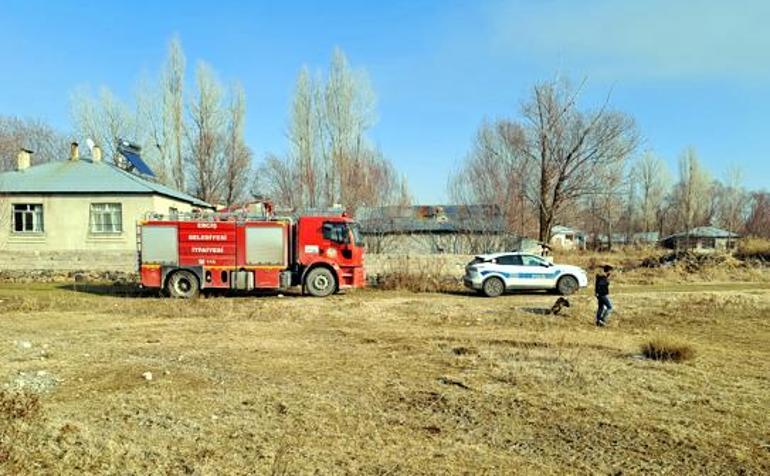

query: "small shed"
(550, 225), (587, 251)
(660, 226), (740, 251)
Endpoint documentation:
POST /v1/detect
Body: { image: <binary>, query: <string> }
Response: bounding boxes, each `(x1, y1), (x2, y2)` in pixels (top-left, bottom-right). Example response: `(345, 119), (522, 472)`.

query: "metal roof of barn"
(551, 225), (585, 235)
(360, 217), (509, 234)
(0, 158), (212, 208)
(661, 226), (740, 241)
(356, 204), (509, 234)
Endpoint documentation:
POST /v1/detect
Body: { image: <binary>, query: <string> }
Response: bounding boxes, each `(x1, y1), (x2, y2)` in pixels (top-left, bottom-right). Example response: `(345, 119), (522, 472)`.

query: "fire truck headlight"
(326, 248), (338, 259)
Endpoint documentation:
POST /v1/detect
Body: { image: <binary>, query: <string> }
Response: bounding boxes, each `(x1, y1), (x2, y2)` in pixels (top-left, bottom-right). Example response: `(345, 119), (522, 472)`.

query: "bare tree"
(577, 158), (628, 250)
(522, 80), (638, 242)
(188, 62), (225, 204)
(454, 79), (637, 243)
(256, 153), (297, 209)
(671, 147), (712, 233)
(322, 47), (377, 208)
(745, 192), (770, 238)
(72, 41), (185, 184)
(163, 36), (187, 191)
(713, 166), (749, 233)
(0, 116), (68, 171)
(222, 83), (252, 207)
(634, 151), (671, 233)
(449, 120), (535, 236)
(134, 74), (170, 182)
(396, 174), (412, 207)
(288, 67), (322, 208)
(262, 48), (405, 212)
(70, 86), (135, 159)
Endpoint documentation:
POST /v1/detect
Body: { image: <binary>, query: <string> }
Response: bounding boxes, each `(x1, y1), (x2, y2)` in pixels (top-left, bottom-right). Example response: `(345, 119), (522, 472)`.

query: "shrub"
(0, 390), (41, 420)
(735, 237), (770, 262)
(641, 338), (695, 362)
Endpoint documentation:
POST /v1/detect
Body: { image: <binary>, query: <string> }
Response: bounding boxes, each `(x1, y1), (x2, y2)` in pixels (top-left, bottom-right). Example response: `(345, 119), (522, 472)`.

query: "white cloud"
(489, 0), (770, 80)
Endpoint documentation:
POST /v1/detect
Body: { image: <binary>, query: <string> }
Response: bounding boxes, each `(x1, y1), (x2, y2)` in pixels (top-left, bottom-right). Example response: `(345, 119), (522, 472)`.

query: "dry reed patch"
(375, 255), (462, 293)
(735, 236), (770, 261)
(641, 337), (696, 362)
(0, 390), (42, 421)
(0, 390), (45, 466)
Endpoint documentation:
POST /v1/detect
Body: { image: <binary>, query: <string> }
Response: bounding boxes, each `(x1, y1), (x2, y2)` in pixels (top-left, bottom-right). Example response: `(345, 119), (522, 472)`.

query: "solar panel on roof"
(117, 142), (155, 177)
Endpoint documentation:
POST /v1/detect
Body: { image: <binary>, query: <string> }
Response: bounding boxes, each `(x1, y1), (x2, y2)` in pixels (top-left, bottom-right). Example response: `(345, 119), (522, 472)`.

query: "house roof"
(662, 226), (740, 241)
(595, 232), (660, 243)
(0, 158), (212, 208)
(551, 225), (585, 236)
(356, 204), (510, 234)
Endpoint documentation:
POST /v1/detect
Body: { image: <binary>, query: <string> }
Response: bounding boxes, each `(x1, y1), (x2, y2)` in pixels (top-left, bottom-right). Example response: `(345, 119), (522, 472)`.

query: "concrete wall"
(0, 193), (199, 270)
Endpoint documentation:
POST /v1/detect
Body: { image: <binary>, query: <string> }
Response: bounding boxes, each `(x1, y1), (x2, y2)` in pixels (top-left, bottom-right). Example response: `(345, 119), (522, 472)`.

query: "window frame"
(521, 254), (549, 267)
(322, 221), (350, 244)
(496, 254), (523, 266)
(89, 202), (124, 234)
(11, 203), (44, 234)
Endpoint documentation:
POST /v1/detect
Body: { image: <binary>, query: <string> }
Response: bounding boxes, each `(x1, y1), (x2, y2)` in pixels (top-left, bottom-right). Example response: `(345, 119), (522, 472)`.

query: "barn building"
(356, 205), (524, 254)
(660, 226), (740, 252)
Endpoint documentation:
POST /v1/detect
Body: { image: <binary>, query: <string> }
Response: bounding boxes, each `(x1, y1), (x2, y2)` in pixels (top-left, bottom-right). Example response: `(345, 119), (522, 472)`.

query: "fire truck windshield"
(323, 220), (362, 245)
(323, 221), (349, 244)
(350, 222), (362, 245)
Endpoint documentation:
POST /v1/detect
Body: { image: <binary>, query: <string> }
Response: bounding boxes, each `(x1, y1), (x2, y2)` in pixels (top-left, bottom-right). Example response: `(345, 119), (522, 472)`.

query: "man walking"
(595, 265), (613, 327)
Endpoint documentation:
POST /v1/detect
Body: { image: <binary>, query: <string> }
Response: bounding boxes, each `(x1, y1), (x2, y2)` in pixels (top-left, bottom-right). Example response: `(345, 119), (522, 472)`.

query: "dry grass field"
(1, 279), (769, 474)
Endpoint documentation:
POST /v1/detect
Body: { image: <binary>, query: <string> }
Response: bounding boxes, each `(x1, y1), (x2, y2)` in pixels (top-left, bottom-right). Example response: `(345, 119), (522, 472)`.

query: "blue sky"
(0, 0), (768, 201)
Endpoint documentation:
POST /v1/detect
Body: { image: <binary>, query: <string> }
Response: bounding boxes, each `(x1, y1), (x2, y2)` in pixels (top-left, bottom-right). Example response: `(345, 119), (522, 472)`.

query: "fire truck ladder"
(141, 210), (293, 223)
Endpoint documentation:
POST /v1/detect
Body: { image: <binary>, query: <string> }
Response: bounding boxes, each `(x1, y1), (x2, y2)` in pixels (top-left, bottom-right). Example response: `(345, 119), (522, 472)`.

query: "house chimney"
(17, 148), (32, 171)
(92, 145), (102, 162)
(70, 142), (79, 161)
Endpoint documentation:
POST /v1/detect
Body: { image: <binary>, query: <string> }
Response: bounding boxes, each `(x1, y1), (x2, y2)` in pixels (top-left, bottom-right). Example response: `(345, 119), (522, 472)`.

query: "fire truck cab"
(138, 212), (365, 298)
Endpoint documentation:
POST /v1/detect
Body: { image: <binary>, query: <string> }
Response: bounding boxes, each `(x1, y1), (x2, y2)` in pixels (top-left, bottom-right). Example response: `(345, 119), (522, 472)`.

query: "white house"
(0, 145), (212, 271)
(550, 225), (587, 251)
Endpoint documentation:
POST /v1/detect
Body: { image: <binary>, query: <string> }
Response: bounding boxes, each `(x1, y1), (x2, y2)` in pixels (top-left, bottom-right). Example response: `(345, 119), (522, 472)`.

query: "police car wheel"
(482, 277), (505, 298)
(167, 270), (200, 299)
(305, 267), (336, 297)
(557, 276), (579, 296)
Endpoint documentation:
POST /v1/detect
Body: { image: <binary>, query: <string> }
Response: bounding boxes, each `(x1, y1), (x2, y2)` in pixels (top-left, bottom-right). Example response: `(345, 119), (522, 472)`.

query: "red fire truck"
(137, 211), (365, 298)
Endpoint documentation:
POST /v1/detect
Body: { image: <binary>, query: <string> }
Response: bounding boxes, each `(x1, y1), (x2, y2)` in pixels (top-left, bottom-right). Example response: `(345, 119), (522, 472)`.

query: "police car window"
(497, 255), (522, 265)
(522, 255), (547, 266)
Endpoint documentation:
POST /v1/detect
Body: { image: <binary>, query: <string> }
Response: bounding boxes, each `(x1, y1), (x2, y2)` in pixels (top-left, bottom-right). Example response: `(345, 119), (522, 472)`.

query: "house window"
(90, 203), (123, 233)
(12, 204), (44, 233)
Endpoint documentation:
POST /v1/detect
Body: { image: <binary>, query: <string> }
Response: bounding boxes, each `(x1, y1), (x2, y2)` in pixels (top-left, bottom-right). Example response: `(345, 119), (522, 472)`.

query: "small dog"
(550, 297), (571, 315)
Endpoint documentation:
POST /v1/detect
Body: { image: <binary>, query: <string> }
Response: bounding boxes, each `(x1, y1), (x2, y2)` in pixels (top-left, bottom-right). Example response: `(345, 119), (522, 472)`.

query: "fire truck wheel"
(305, 267), (336, 297)
(166, 270), (200, 299)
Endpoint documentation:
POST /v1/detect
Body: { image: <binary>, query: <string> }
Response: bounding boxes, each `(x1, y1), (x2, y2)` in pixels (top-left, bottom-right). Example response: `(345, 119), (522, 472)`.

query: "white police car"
(463, 252), (588, 297)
